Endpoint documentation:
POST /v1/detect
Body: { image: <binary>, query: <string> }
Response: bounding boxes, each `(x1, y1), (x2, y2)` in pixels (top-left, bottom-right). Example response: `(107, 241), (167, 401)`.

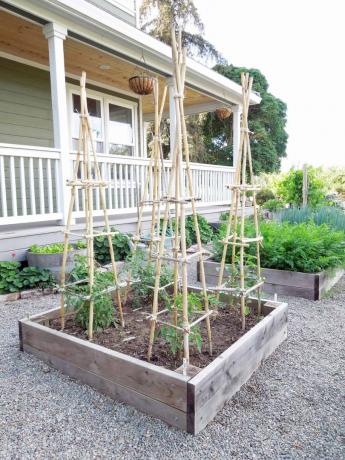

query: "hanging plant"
(129, 75), (155, 95)
(215, 107), (232, 120)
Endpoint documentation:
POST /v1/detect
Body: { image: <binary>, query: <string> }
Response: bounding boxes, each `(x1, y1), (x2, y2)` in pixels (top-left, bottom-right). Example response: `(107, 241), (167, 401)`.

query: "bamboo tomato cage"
(146, 29), (213, 370)
(215, 72), (263, 330)
(59, 72), (123, 340)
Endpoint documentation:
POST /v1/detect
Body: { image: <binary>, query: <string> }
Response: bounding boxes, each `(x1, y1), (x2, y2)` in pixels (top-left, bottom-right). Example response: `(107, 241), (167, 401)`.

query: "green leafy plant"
(276, 167), (326, 208)
(126, 249), (173, 308)
(93, 229), (131, 265)
(66, 257), (116, 331)
(213, 220), (345, 273)
(256, 188), (275, 205)
(262, 198), (284, 212)
(161, 214), (213, 248)
(29, 243), (72, 254)
(0, 262), (22, 293)
(75, 240), (87, 249)
(0, 262), (55, 293)
(17, 267), (55, 290)
(160, 292), (204, 355)
(185, 214), (213, 246)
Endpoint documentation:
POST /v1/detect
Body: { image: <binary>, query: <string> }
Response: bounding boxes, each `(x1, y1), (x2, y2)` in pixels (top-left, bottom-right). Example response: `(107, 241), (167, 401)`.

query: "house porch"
(0, 3), (259, 261)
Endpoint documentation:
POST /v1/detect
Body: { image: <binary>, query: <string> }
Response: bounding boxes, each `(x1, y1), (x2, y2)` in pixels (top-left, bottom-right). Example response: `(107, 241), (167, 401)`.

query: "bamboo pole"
(176, 42), (212, 355)
(216, 72), (263, 327)
(60, 71), (125, 338)
(148, 27), (214, 364)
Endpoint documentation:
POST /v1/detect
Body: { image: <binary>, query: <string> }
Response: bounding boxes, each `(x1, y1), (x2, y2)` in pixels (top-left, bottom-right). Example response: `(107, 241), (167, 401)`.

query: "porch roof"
(2, 0), (261, 110)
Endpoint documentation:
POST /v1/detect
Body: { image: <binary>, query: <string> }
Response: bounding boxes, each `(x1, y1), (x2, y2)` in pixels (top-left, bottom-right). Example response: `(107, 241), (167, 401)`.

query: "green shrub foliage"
(276, 167), (326, 207)
(185, 214), (214, 246)
(161, 214), (213, 248)
(93, 229), (131, 264)
(256, 188), (275, 205)
(213, 220), (345, 273)
(262, 198), (284, 212)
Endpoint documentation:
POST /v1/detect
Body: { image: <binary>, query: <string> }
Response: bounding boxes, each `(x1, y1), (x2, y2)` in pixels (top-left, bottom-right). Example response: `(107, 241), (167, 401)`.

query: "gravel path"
(1, 278), (344, 460)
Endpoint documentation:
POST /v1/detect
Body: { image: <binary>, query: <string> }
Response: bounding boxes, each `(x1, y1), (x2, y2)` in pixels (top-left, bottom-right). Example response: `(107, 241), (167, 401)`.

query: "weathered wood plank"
(319, 269), (344, 297)
(201, 260), (344, 300)
(263, 283), (315, 300)
(188, 303), (288, 434)
(23, 343), (187, 431)
(20, 319), (189, 411)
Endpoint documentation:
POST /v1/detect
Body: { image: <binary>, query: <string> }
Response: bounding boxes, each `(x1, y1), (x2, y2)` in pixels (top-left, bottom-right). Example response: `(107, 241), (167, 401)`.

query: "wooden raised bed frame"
(19, 298), (287, 434)
(200, 260), (344, 301)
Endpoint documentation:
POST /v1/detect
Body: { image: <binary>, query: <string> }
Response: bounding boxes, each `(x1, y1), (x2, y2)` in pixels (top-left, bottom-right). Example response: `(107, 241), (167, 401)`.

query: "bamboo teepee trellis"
(147, 29), (213, 366)
(60, 72), (123, 340)
(215, 73), (264, 330)
(124, 78), (173, 298)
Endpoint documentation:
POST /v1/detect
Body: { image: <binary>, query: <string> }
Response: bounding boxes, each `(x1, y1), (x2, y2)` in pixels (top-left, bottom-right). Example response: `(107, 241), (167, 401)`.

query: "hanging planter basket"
(129, 75), (155, 95)
(215, 107), (232, 120)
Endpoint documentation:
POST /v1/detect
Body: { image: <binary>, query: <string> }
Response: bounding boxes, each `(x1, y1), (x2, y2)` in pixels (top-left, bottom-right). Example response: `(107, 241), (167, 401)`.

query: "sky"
(193, 0), (345, 170)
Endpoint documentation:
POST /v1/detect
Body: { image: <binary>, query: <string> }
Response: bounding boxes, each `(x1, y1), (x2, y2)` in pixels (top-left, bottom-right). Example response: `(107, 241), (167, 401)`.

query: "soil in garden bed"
(50, 300), (262, 371)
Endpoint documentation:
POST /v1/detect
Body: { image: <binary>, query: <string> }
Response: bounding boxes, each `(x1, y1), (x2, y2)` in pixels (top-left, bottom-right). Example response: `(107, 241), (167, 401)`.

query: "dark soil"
(50, 300), (262, 371)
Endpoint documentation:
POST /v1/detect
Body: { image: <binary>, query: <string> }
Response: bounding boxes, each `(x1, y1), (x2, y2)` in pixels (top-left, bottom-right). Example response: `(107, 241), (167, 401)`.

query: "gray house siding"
(0, 57), (54, 147)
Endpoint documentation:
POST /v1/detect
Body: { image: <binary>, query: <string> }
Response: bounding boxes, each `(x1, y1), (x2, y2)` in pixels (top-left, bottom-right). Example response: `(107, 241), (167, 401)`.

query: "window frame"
(67, 84), (139, 158)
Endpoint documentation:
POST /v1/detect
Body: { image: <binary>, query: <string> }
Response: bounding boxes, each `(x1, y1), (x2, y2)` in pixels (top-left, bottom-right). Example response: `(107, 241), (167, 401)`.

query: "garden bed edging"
(19, 297), (287, 434)
(199, 260), (344, 300)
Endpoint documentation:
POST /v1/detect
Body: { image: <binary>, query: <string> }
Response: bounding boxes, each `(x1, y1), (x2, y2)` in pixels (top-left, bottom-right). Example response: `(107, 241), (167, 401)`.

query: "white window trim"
(67, 83), (139, 157)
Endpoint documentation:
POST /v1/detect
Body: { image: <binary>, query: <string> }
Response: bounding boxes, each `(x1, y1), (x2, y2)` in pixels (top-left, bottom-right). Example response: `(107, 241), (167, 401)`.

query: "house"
(0, 0), (261, 261)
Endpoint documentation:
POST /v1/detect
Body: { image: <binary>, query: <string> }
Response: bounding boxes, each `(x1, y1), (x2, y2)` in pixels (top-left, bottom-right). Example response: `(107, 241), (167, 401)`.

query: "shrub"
(0, 262), (55, 293)
(161, 214), (213, 248)
(262, 198), (284, 212)
(185, 214), (213, 246)
(276, 206), (345, 233)
(276, 167), (326, 207)
(93, 229), (131, 264)
(256, 188), (275, 205)
(213, 220), (345, 273)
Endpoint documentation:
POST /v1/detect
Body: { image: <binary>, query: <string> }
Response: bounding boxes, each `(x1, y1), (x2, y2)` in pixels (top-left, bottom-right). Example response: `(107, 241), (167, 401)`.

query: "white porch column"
(232, 104), (242, 169)
(167, 78), (177, 160)
(43, 22), (70, 224)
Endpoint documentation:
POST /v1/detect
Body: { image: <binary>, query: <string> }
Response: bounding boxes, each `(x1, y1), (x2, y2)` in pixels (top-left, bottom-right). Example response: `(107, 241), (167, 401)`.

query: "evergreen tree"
(202, 66), (288, 173)
(139, 0), (224, 65)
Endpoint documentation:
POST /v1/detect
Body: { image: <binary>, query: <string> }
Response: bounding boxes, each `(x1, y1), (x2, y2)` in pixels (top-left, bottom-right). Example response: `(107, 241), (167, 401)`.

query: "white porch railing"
(0, 144), (236, 226)
(0, 144), (62, 225)
(71, 154), (235, 217)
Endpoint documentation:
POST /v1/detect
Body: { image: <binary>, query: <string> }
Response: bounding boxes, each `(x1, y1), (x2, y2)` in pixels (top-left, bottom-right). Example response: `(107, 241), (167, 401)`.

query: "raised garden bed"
(199, 260), (344, 300)
(19, 296), (287, 434)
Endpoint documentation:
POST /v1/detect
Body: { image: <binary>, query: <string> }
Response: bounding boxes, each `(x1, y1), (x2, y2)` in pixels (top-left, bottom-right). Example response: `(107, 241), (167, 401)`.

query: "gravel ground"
(1, 277), (344, 460)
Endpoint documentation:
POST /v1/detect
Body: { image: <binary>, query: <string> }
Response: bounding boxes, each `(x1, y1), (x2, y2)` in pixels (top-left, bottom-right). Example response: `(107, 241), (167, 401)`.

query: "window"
(72, 94), (104, 153)
(69, 87), (138, 157)
(107, 103), (134, 156)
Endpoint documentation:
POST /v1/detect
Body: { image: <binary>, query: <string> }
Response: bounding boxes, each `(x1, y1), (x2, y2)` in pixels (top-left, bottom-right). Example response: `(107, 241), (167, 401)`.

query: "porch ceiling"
(0, 10), (217, 115)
